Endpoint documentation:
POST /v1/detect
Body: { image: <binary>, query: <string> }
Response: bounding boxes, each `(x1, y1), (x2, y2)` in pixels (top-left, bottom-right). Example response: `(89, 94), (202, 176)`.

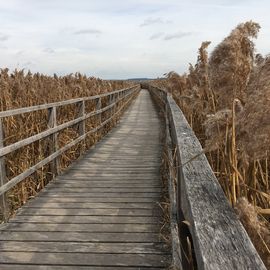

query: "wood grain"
(0, 89), (170, 269)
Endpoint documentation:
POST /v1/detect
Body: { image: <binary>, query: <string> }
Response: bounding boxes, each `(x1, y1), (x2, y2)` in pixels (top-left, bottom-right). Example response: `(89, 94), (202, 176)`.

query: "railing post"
(116, 91), (120, 116)
(48, 106), (60, 176)
(0, 118), (9, 221)
(109, 94), (113, 117)
(96, 97), (102, 125)
(78, 100), (86, 155)
(112, 93), (116, 117)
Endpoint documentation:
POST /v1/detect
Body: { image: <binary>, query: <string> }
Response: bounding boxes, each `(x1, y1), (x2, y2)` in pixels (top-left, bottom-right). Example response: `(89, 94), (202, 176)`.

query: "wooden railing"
(0, 85), (140, 221)
(148, 85), (266, 270)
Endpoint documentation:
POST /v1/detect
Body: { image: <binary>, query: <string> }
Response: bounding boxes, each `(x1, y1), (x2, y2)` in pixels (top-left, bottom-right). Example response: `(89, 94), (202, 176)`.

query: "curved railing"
(148, 85), (266, 270)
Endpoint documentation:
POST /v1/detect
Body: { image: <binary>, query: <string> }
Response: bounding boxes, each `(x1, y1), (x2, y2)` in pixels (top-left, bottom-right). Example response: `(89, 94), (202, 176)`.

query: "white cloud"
(150, 32), (164, 40)
(0, 33), (9, 42)
(140, 17), (172, 27)
(43, 47), (55, 53)
(164, 31), (193, 41)
(73, 29), (102, 35)
(0, 0), (269, 78)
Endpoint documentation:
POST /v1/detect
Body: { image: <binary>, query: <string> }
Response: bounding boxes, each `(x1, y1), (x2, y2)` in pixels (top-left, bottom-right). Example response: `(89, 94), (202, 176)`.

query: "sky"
(0, 0), (269, 79)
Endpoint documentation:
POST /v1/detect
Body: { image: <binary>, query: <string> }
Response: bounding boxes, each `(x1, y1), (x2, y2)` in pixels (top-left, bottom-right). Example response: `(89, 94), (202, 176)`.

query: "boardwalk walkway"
(0, 90), (171, 269)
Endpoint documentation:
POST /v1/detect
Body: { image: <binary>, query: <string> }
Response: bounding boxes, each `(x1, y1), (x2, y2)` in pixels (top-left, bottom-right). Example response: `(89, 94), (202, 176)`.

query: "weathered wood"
(0, 133), (86, 196)
(0, 241), (167, 254)
(39, 192), (161, 198)
(77, 100), (86, 155)
(14, 208), (159, 218)
(0, 85), (139, 118)
(0, 89), (138, 196)
(0, 266), (164, 270)
(0, 252), (169, 267)
(42, 187), (162, 193)
(165, 110), (182, 269)
(0, 231), (162, 242)
(47, 182), (161, 188)
(47, 106), (60, 176)
(11, 215), (159, 223)
(96, 97), (102, 125)
(3, 222), (160, 232)
(0, 118), (8, 221)
(0, 90), (170, 269)
(25, 196), (157, 203)
(23, 202), (157, 209)
(150, 86), (266, 270)
(0, 90), (136, 158)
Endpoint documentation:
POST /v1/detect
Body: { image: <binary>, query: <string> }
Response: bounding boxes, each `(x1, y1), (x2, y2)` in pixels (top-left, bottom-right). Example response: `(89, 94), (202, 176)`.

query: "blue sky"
(0, 0), (269, 79)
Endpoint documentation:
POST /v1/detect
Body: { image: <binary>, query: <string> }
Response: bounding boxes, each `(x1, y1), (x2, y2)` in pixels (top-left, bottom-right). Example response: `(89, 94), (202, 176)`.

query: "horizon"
(0, 0), (269, 79)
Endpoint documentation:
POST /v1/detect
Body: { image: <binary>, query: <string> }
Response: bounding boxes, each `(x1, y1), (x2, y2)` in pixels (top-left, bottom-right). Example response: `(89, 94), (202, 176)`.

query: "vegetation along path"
(0, 89), (171, 269)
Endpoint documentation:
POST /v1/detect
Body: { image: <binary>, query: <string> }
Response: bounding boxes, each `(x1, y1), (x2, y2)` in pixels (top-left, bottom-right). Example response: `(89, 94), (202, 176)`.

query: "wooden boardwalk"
(0, 90), (171, 269)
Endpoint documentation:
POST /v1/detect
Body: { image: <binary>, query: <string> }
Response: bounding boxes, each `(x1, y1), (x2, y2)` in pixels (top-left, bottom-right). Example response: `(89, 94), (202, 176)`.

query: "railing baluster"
(109, 94), (113, 118)
(48, 106), (59, 176)
(0, 118), (8, 221)
(96, 97), (102, 125)
(77, 100), (86, 155)
(112, 93), (116, 118)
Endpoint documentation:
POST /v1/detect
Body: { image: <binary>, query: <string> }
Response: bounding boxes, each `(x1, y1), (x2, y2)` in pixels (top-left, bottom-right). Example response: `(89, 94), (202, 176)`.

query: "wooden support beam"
(77, 100), (86, 155)
(47, 106), (60, 176)
(0, 118), (8, 221)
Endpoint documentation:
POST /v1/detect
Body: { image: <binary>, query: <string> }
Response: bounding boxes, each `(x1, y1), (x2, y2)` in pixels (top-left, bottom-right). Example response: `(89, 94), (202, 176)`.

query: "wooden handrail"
(0, 85), (139, 118)
(0, 85), (140, 221)
(148, 85), (266, 270)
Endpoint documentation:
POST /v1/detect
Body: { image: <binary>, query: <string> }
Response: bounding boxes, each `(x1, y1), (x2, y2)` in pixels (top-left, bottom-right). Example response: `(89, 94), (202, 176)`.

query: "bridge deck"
(0, 90), (171, 269)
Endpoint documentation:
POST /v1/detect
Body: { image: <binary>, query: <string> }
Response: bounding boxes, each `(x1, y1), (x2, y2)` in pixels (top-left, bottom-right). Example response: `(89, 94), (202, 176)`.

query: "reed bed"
(151, 21), (270, 267)
(0, 69), (134, 219)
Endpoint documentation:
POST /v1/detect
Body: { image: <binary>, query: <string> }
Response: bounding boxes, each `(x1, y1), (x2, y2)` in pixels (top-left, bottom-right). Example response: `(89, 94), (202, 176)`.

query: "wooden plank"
(68, 168), (160, 172)
(0, 252), (169, 267)
(74, 163), (161, 167)
(10, 215), (159, 223)
(38, 192), (161, 198)
(42, 187), (162, 193)
(31, 197), (157, 203)
(62, 172), (160, 176)
(4, 223), (160, 233)
(56, 176), (160, 180)
(0, 231), (162, 242)
(165, 93), (266, 269)
(23, 202), (157, 209)
(47, 183), (161, 188)
(58, 173), (160, 177)
(15, 208), (159, 217)
(52, 180), (160, 184)
(0, 266), (164, 270)
(0, 241), (168, 254)
(0, 118), (8, 221)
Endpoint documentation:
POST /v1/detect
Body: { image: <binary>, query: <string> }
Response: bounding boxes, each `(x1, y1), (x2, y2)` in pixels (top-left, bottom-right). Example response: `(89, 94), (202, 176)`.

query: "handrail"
(148, 85), (266, 270)
(0, 85), (138, 118)
(0, 85), (140, 220)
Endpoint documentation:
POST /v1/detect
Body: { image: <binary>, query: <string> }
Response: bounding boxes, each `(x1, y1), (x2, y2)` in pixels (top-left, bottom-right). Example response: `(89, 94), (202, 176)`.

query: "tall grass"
(0, 69), (134, 218)
(152, 21), (270, 267)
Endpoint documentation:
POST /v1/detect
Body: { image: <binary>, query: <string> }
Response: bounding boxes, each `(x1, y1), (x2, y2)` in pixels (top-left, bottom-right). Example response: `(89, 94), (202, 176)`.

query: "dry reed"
(0, 69), (134, 218)
(151, 21), (270, 268)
